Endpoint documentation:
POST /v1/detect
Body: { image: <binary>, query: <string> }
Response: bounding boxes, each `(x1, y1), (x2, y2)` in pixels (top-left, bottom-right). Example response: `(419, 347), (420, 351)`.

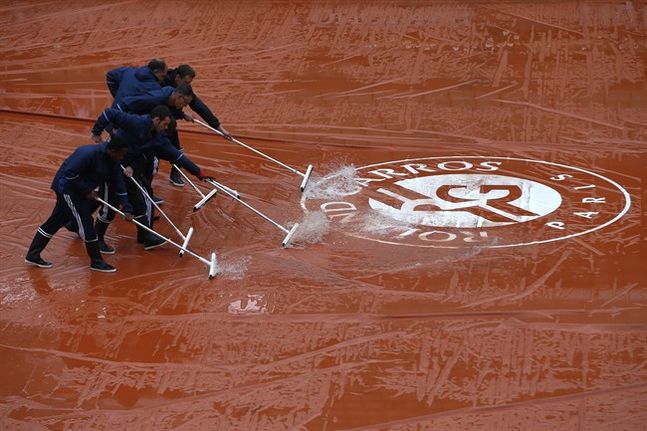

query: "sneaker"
(98, 240), (115, 255)
(169, 170), (185, 187)
(25, 256), (53, 268)
(153, 195), (165, 205)
(90, 260), (116, 272)
(144, 236), (166, 250)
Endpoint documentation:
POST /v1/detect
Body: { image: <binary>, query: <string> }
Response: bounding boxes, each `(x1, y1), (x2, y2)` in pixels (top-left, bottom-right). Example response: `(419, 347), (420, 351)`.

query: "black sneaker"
(153, 195), (165, 205)
(90, 260), (116, 272)
(169, 170), (185, 187)
(25, 256), (53, 268)
(144, 236), (166, 250)
(98, 240), (115, 255)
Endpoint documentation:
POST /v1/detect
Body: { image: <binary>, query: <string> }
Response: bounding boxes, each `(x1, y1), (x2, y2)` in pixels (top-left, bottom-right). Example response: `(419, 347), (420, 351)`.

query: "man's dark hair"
(176, 64), (196, 79)
(107, 135), (128, 151)
(174, 84), (194, 98)
(148, 58), (167, 73)
(150, 105), (172, 120)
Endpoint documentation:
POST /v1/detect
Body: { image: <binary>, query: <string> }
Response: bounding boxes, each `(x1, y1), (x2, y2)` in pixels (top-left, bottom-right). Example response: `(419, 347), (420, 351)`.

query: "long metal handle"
(122, 165), (186, 240)
(194, 119), (304, 177)
(173, 164), (205, 198)
(208, 178), (239, 198)
(206, 179), (288, 234)
(95, 197), (210, 266)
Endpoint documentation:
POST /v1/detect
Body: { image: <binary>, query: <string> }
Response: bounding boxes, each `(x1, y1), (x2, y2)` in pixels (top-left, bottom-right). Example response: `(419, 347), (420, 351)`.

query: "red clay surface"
(0, 1), (646, 430)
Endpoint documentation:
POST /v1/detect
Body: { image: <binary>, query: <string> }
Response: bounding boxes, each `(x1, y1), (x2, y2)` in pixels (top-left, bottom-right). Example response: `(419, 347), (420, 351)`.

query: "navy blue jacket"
(107, 66), (162, 109)
(164, 68), (221, 129)
(52, 143), (132, 212)
(120, 87), (184, 119)
(92, 109), (201, 176)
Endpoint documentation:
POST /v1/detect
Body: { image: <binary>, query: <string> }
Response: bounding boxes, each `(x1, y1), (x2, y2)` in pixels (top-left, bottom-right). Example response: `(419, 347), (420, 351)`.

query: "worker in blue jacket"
(120, 84), (193, 117)
(163, 64), (232, 186)
(91, 105), (216, 250)
(91, 105), (171, 252)
(107, 59), (167, 98)
(117, 84), (195, 197)
(104, 59), (168, 204)
(107, 59), (167, 111)
(25, 137), (133, 273)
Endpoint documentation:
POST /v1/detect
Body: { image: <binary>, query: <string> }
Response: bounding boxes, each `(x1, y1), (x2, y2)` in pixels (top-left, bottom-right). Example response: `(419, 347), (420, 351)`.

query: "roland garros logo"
(303, 156), (631, 248)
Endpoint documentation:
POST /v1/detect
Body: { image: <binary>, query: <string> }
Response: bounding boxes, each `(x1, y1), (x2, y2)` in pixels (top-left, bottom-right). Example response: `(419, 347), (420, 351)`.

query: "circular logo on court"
(302, 157), (631, 248)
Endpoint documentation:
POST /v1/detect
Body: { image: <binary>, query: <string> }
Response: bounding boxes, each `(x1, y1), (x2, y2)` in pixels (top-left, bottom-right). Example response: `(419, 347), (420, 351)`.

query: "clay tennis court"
(1, 1), (645, 430)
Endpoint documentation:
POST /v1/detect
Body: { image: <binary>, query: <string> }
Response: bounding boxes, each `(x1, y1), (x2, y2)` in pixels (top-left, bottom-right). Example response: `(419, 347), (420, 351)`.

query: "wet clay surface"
(1, 2), (646, 430)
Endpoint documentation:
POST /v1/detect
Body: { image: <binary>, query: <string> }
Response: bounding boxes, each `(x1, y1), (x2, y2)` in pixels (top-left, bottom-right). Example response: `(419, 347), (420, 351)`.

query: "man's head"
(174, 64), (196, 86)
(169, 84), (194, 109)
(148, 58), (168, 82)
(150, 105), (172, 133)
(106, 135), (129, 161)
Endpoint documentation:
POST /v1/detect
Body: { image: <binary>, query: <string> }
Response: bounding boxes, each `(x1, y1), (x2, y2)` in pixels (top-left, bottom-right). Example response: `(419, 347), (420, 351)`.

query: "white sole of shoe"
(24, 258), (53, 269)
(90, 266), (117, 273)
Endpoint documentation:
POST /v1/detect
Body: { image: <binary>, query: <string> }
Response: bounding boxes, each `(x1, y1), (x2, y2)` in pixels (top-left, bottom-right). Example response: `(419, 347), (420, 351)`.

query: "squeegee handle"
(173, 164), (205, 198)
(206, 179), (289, 234)
(95, 197), (210, 266)
(122, 166), (186, 240)
(194, 118), (304, 177)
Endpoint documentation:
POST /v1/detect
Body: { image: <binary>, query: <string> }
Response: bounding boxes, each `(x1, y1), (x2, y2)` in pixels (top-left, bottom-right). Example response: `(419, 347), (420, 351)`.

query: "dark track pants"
(39, 192), (97, 242)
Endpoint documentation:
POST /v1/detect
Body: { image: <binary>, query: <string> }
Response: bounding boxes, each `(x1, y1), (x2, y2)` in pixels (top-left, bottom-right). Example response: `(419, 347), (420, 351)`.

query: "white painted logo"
(369, 174), (562, 228)
(302, 157), (631, 248)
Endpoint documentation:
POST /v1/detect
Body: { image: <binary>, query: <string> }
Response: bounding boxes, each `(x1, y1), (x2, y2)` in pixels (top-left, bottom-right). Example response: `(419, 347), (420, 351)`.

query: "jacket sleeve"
(122, 89), (166, 114)
(155, 139), (201, 176)
(62, 149), (96, 195)
(92, 108), (144, 137)
(109, 166), (133, 213)
(190, 94), (221, 129)
(106, 67), (128, 98)
(91, 109), (113, 136)
(121, 149), (138, 169)
(170, 107), (185, 120)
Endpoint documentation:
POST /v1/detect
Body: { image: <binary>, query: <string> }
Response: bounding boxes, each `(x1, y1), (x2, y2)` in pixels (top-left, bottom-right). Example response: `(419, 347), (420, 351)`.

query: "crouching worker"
(25, 137), (134, 272)
(91, 105), (217, 251)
